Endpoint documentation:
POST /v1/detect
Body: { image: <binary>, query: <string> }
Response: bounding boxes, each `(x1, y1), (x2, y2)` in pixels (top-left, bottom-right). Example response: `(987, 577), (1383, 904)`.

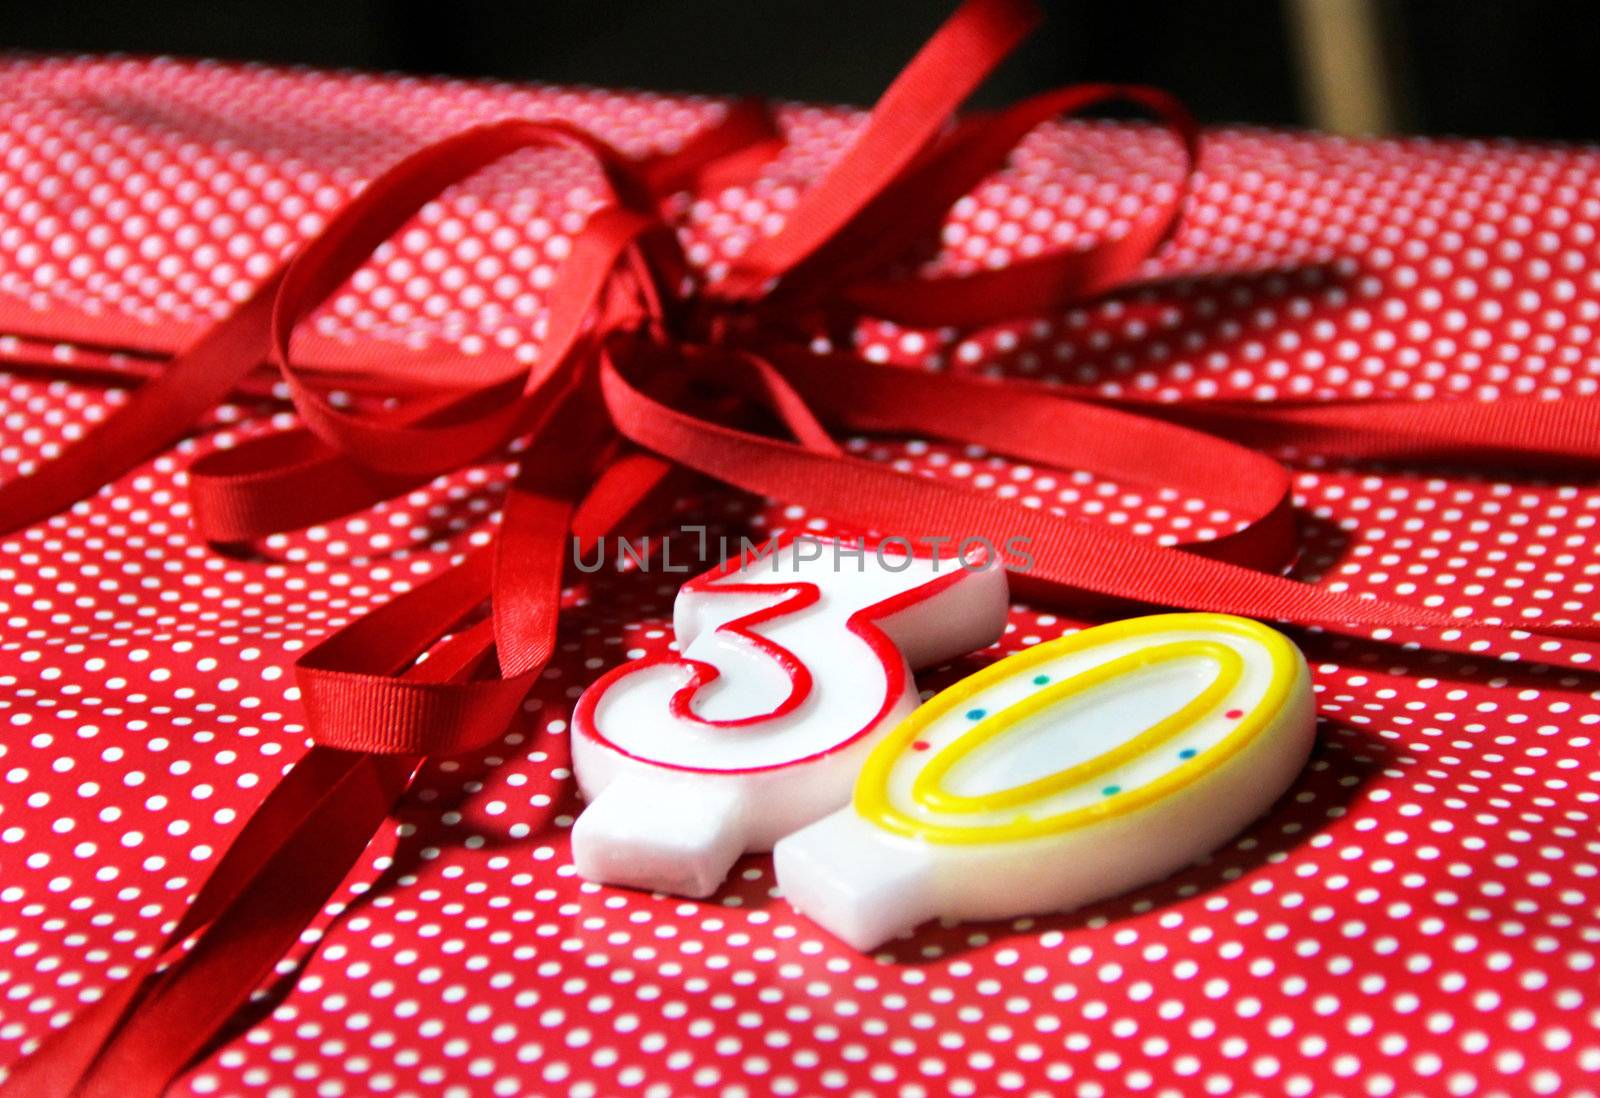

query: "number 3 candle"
(774, 613), (1316, 950)
(571, 536), (1009, 897)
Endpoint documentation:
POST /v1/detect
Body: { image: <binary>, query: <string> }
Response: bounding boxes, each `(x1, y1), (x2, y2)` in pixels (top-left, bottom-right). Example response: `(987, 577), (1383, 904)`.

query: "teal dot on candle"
(1178, 748), (1197, 759)
(1032, 674), (1050, 685)
(965, 708), (987, 720)
(1101, 785), (1121, 796)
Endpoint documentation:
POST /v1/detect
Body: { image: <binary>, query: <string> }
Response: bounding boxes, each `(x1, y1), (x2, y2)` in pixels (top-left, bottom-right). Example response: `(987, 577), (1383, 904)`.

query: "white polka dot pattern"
(1, 56), (1599, 1098)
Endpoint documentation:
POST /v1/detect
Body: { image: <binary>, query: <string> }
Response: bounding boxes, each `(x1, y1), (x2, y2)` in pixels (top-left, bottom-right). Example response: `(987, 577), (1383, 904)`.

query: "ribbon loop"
(266, 123), (660, 478)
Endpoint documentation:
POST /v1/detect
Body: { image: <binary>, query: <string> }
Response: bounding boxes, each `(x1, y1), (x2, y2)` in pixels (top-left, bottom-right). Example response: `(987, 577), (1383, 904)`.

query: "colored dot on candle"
(965, 708), (986, 720)
(1178, 747), (1197, 759)
(1032, 674), (1050, 685)
(1101, 785), (1121, 796)
(1225, 709), (1244, 719)
(912, 740), (931, 751)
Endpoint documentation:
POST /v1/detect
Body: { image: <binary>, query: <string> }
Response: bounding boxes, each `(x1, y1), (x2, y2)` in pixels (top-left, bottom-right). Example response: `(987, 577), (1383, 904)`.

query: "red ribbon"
(5, 0), (1600, 1093)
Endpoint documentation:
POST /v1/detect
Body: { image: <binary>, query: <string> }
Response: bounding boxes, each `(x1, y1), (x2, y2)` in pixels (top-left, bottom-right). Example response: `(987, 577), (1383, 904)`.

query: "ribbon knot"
(684, 292), (770, 349)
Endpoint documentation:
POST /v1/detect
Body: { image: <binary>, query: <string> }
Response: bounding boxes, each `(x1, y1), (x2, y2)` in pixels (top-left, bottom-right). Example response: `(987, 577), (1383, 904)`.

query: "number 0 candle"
(570, 536), (1009, 898)
(774, 612), (1316, 950)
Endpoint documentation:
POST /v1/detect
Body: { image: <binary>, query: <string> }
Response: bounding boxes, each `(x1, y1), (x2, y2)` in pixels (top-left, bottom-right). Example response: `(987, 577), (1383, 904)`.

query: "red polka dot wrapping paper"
(2, 56), (1599, 1098)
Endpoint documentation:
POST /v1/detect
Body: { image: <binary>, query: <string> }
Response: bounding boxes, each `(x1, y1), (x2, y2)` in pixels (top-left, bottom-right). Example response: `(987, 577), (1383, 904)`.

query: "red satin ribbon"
(4, 0), (1600, 1093)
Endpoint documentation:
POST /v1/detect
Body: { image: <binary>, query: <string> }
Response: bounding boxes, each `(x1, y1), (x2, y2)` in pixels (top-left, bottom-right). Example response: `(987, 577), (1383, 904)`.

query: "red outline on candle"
(573, 533), (990, 775)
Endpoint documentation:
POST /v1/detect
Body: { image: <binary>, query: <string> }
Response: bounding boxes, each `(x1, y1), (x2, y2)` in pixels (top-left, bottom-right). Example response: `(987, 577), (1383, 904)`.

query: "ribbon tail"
(5, 588), (505, 1094)
(1129, 392), (1600, 470)
(52, 750), (420, 1098)
(769, 349), (1297, 570)
(0, 590), (514, 1098)
(0, 731), (442, 1098)
(0, 272), (281, 536)
(600, 345), (1600, 674)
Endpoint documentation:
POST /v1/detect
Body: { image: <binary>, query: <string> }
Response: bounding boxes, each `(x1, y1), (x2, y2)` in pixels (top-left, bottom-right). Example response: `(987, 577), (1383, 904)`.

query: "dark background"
(1, 1), (1594, 141)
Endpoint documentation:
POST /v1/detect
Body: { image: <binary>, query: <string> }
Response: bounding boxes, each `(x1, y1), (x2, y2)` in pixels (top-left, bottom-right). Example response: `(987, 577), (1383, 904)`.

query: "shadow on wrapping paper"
(952, 262), (1359, 392)
(1284, 511), (1352, 584)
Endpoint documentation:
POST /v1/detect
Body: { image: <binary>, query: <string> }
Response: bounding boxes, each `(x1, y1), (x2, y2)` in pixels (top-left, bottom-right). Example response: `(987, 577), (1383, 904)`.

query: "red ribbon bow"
(6, 1), (1600, 1093)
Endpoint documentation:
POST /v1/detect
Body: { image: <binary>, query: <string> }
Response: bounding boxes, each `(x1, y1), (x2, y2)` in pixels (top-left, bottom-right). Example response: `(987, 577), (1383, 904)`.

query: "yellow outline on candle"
(910, 640), (1245, 812)
(854, 613), (1302, 844)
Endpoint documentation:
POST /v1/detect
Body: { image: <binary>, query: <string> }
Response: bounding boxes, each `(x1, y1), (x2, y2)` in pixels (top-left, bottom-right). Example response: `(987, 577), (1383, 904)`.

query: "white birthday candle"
(570, 536), (1010, 897)
(773, 612), (1316, 950)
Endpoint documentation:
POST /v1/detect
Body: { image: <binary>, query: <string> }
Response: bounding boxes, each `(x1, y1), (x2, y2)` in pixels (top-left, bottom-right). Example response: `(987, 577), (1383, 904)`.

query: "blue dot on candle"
(1101, 785), (1121, 796)
(1178, 748), (1197, 759)
(965, 708), (987, 721)
(1032, 674), (1050, 685)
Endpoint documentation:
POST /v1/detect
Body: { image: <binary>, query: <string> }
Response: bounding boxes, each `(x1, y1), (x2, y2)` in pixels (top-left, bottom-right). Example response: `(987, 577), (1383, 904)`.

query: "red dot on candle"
(1225, 709), (1243, 719)
(912, 740), (931, 751)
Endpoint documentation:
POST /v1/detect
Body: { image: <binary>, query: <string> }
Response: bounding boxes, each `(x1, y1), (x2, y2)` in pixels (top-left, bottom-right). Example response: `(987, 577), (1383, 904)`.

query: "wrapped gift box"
(1, 50), (1597, 1098)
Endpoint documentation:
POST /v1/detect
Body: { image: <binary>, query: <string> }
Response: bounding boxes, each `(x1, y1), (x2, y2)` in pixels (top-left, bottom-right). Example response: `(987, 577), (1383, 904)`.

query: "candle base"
(571, 775), (747, 899)
(774, 810), (937, 951)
